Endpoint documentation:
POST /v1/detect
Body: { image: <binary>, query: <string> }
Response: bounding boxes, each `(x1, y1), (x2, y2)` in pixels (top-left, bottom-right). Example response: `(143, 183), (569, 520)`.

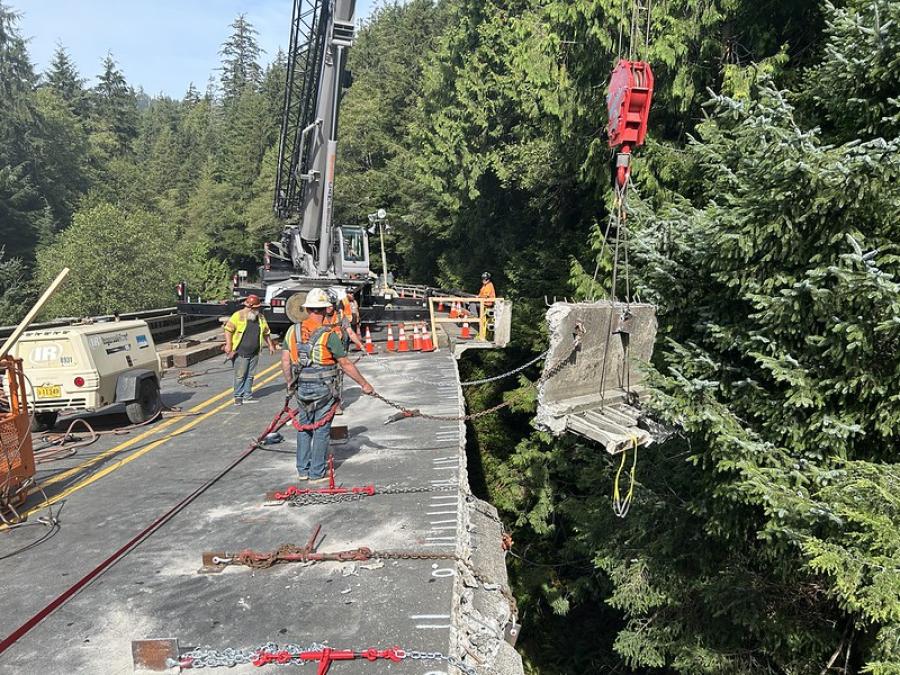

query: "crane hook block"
(606, 59), (654, 151)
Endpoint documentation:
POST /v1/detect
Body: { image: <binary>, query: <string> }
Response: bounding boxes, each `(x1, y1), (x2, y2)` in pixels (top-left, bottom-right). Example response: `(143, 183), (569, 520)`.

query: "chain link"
(284, 483), (458, 507)
(459, 349), (549, 386)
(371, 332), (582, 423)
(407, 650), (479, 675)
(169, 643), (323, 668)
(169, 643), (477, 674)
(372, 549), (458, 561)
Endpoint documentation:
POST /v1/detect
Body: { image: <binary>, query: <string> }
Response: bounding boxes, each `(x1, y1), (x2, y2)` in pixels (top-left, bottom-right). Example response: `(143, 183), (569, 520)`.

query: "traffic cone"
(398, 324), (409, 352)
(365, 327), (376, 354)
(449, 302), (459, 319)
(386, 324), (396, 352)
(421, 323), (435, 352)
(412, 323), (422, 351)
(460, 321), (472, 339)
(438, 300), (445, 312)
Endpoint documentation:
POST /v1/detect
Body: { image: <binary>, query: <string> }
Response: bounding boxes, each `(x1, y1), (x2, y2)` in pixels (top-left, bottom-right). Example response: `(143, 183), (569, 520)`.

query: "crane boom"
(271, 0), (365, 280)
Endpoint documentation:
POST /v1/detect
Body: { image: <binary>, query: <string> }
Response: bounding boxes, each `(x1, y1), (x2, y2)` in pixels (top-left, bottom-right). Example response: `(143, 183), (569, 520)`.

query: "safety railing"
(427, 297), (511, 348)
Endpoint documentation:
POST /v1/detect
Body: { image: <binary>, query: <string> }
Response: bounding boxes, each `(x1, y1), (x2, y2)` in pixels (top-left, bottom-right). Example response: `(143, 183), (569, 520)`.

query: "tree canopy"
(1, 1), (898, 672)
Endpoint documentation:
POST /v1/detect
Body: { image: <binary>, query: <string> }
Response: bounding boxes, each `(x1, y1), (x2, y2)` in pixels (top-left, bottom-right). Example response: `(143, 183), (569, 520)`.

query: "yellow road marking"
(4, 368), (285, 529)
(30, 362), (281, 495)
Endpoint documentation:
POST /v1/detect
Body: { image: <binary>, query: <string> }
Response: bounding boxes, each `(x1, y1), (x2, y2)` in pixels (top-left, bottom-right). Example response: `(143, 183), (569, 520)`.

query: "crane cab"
(333, 225), (370, 280)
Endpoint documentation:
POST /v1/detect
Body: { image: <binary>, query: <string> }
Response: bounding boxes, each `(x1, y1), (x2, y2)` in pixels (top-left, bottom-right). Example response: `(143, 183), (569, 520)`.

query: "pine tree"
(44, 44), (86, 113)
(183, 82), (201, 107)
(0, 2), (37, 167)
(0, 246), (29, 324)
(219, 14), (263, 102)
(91, 53), (139, 156)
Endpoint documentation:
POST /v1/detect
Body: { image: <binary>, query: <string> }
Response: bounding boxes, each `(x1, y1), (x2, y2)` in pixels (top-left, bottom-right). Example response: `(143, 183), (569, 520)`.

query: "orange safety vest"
(478, 281), (496, 305)
(287, 317), (340, 366)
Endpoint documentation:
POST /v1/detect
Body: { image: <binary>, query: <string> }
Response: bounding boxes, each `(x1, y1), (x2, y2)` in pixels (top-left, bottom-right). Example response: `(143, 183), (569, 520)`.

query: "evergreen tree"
(91, 53), (139, 157)
(0, 246), (29, 325)
(0, 165), (52, 263)
(30, 88), (90, 226)
(0, 2), (37, 168)
(44, 44), (87, 113)
(219, 14), (263, 102)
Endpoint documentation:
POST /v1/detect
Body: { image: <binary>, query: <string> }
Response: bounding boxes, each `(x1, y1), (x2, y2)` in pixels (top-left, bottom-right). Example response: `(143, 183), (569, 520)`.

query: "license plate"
(37, 385), (61, 399)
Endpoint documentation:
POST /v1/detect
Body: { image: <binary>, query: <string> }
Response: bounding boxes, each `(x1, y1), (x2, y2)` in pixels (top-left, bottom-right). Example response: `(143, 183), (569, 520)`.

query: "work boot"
(234, 398), (242, 406)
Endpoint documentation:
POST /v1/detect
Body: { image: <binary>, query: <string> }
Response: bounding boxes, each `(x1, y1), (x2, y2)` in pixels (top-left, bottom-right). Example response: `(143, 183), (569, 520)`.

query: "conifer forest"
(1, 0), (899, 672)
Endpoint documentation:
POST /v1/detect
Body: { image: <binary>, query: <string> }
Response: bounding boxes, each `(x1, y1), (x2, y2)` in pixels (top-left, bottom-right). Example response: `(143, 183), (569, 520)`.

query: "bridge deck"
(0, 347), (518, 674)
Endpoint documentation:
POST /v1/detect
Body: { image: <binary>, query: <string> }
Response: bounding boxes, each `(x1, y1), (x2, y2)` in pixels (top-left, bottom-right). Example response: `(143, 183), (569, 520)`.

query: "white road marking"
(410, 614), (451, 619)
(415, 624), (452, 629)
(426, 510), (457, 515)
(429, 519), (457, 525)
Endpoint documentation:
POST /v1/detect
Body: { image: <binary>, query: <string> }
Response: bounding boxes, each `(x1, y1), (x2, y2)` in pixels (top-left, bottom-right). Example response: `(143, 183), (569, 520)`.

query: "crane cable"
(602, 1), (655, 516)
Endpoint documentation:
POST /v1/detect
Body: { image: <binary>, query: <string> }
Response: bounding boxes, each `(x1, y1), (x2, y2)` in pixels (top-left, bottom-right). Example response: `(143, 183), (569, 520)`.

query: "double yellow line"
(3, 362), (285, 531)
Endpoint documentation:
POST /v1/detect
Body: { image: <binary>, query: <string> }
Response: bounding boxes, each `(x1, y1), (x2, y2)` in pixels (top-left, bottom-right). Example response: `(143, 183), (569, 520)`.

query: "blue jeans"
(233, 354), (259, 399)
(295, 381), (334, 479)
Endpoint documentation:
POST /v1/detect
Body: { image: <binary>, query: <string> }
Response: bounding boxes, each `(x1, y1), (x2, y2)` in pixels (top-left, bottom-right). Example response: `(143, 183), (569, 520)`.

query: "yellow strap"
(612, 436), (639, 518)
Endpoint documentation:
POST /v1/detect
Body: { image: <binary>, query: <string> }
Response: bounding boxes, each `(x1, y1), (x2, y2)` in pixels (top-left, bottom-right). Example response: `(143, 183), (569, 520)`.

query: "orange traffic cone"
(460, 321), (472, 339)
(449, 302), (459, 319)
(438, 300), (445, 312)
(412, 323), (422, 351)
(365, 327), (376, 354)
(421, 324), (435, 352)
(386, 324), (396, 352)
(398, 324), (409, 352)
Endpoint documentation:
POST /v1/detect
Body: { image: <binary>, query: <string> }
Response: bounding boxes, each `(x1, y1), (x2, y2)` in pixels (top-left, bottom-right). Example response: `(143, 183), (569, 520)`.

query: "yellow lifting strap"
(612, 436), (639, 518)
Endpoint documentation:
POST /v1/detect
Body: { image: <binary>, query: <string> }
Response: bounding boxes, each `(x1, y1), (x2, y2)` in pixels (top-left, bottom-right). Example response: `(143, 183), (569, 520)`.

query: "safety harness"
(291, 324), (339, 406)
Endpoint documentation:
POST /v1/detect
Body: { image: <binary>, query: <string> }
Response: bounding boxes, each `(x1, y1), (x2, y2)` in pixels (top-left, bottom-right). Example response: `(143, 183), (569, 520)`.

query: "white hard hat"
(302, 288), (331, 309)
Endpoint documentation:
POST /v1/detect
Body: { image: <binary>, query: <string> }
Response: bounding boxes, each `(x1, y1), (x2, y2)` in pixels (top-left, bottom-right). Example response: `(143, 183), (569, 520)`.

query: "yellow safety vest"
(226, 311), (270, 351)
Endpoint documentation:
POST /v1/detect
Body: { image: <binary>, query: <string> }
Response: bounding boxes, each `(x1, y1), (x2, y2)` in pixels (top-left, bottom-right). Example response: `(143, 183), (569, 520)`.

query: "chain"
(459, 349), (549, 386)
(371, 334), (580, 423)
(286, 492), (366, 506)
(372, 549), (458, 561)
(365, 348), (548, 389)
(407, 650), (479, 675)
(284, 483), (458, 507)
(169, 642), (324, 668)
(169, 643), (477, 674)
(380, 483), (458, 494)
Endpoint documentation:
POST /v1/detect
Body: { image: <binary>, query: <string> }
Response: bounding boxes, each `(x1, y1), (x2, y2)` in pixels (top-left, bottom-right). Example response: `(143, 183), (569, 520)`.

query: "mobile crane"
(179, 0), (387, 329)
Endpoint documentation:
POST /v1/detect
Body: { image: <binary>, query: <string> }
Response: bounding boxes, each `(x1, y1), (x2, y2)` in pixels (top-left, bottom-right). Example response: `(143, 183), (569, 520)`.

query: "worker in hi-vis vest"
(224, 294), (276, 406)
(281, 288), (374, 482)
(468, 271), (496, 317)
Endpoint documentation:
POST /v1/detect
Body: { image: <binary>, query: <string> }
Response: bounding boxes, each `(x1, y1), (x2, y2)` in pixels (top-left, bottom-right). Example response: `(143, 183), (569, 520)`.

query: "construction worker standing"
(281, 288), (374, 482)
(478, 272), (496, 304)
(224, 294), (276, 406)
(325, 289), (365, 352)
(468, 272), (496, 317)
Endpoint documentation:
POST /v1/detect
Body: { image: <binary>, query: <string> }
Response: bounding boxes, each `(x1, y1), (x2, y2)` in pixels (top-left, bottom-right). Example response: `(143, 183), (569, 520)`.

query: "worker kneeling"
(281, 288), (375, 482)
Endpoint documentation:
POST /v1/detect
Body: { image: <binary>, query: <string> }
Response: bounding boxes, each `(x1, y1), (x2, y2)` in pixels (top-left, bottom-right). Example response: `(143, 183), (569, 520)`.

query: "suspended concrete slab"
(534, 301), (658, 454)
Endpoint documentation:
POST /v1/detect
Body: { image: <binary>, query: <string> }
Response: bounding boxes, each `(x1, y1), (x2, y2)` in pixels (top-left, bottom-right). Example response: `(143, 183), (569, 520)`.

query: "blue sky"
(13, 0), (378, 98)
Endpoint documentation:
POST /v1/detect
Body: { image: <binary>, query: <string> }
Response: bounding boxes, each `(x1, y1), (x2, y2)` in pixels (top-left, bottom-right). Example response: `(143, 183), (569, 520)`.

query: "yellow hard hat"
(302, 288), (332, 309)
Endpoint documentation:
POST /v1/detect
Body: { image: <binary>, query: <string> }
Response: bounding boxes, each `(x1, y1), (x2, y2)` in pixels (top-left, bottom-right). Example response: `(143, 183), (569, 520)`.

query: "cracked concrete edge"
(449, 357), (525, 675)
(533, 302), (570, 435)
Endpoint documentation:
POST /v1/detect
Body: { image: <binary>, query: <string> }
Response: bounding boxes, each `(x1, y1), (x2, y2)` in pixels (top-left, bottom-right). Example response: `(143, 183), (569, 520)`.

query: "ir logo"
(30, 344), (60, 363)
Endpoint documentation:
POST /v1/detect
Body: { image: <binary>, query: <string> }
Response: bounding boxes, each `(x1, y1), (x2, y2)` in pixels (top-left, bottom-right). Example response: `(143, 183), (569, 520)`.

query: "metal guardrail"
(0, 307), (218, 343)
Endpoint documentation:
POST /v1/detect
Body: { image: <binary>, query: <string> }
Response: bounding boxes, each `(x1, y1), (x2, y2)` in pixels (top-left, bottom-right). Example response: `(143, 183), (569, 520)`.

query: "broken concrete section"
(535, 301), (657, 454)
